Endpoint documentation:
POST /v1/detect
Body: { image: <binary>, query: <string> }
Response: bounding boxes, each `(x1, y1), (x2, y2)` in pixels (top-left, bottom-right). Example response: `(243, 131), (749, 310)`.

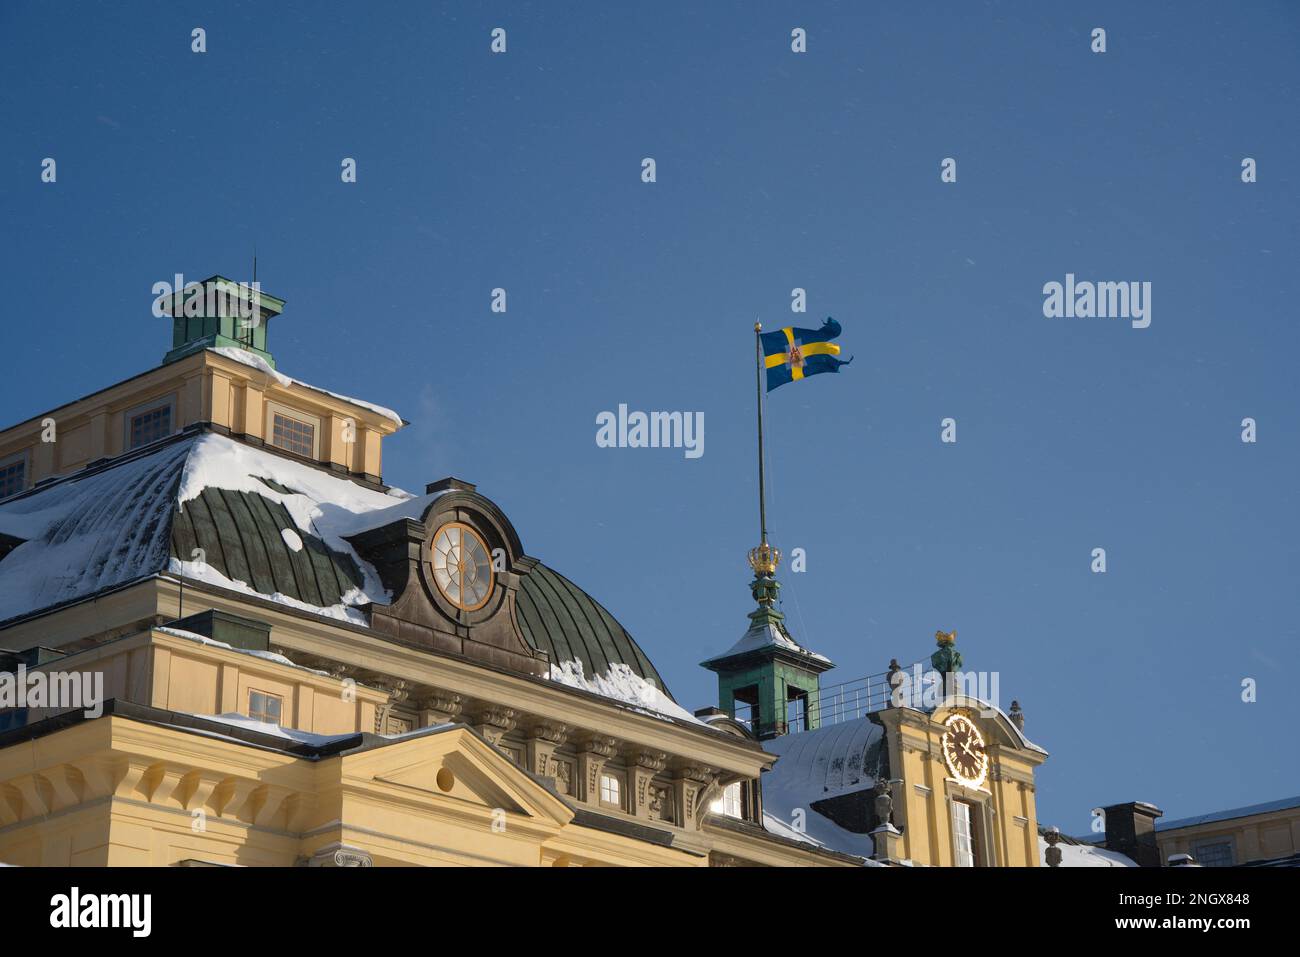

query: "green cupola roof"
(161, 275), (285, 368)
(701, 541), (834, 739)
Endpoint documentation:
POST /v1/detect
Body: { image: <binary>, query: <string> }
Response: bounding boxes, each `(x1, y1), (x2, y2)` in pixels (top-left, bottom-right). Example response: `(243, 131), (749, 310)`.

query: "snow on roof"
(763, 716), (883, 798)
(155, 626), (332, 676)
(702, 617), (832, 666)
(758, 715), (883, 860)
(1039, 835), (1136, 867)
(1155, 794), (1300, 832)
(209, 347), (404, 427)
(0, 432), (430, 626)
(0, 440), (191, 622)
(173, 432), (428, 621)
(547, 660), (704, 725)
(189, 712), (360, 747)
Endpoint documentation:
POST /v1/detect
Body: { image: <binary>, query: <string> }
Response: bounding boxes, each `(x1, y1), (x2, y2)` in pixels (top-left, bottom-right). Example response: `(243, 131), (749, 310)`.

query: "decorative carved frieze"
(578, 735), (617, 759)
(471, 706), (517, 745)
(553, 759), (574, 796)
(531, 721), (568, 745)
(420, 691), (464, 723)
(630, 749), (667, 772)
(526, 722), (568, 780)
(374, 679), (412, 733)
(627, 749), (668, 820)
(305, 843), (373, 867)
(676, 763), (714, 784)
(649, 783), (673, 822)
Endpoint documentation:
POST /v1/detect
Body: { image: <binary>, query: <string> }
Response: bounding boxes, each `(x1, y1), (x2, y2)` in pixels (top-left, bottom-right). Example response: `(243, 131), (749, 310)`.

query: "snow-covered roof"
(701, 615), (832, 667)
(155, 626), (332, 676)
(208, 347), (404, 427)
(0, 439), (193, 623)
(758, 715), (883, 860)
(0, 431), (676, 711)
(0, 432), (420, 627)
(1155, 794), (1300, 832)
(547, 660), (701, 725)
(764, 714), (884, 801)
(1038, 835), (1136, 867)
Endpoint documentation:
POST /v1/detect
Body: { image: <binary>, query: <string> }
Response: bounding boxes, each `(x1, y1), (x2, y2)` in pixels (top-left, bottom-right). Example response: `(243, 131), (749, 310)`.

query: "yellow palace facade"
(0, 278), (1048, 867)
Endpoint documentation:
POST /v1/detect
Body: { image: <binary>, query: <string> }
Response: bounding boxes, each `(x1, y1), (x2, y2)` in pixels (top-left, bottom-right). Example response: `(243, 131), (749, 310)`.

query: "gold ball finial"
(754, 321), (762, 332)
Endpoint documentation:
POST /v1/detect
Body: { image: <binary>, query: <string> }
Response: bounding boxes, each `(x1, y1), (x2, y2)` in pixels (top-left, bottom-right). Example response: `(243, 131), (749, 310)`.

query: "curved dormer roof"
(515, 561), (668, 695)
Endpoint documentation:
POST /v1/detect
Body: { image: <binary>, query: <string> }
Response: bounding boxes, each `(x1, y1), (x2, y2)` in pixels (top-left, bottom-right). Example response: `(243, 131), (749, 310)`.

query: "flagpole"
(754, 321), (768, 546)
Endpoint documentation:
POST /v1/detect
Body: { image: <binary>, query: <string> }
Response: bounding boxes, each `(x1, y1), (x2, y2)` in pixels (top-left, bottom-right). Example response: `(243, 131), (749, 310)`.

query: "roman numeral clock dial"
(942, 714), (989, 788)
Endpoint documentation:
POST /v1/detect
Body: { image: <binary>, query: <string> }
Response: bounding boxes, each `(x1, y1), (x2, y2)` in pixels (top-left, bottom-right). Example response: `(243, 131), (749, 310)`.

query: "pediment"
(341, 726), (573, 826)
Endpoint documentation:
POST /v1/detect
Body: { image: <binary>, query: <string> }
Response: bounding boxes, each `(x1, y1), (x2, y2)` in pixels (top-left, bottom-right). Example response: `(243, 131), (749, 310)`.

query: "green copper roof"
(170, 480), (670, 695)
(170, 486), (367, 609)
(515, 562), (672, 699)
(0, 429), (668, 692)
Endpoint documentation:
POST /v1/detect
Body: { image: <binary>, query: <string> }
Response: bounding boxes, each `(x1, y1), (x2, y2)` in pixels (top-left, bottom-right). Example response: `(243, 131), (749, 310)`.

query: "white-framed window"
(0, 451), (28, 499)
(951, 800), (976, 867)
(599, 772), (623, 810)
(1191, 839), (1235, 867)
(124, 396), (176, 450)
(709, 782), (744, 819)
(265, 401), (320, 459)
(248, 689), (283, 726)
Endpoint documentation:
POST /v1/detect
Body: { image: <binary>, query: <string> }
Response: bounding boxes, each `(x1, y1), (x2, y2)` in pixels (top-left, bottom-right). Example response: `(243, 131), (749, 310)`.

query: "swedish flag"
(760, 317), (852, 392)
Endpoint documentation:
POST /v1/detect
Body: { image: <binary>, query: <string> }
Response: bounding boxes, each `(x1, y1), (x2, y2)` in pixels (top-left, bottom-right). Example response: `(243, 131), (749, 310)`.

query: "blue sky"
(2, 1), (1297, 833)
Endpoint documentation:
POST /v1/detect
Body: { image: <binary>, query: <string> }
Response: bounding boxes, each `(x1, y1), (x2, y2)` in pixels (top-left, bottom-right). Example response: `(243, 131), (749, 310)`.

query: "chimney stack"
(1100, 801), (1164, 867)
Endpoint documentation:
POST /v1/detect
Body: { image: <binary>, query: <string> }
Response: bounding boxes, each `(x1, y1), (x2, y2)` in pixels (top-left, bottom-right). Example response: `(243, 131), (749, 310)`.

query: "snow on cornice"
(547, 659), (705, 725)
(208, 346), (404, 427)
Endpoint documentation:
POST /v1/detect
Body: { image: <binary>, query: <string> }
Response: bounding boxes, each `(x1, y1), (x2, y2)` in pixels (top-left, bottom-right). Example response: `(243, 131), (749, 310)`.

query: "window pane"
(129, 405), (171, 449)
(249, 691), (283, 726)
(951, 802), (975, 867)
(1192, 841), (1234, 867)
(0, 461), (24, 499)
(271, 413), (315, 458)
(709, 782), (743, 818)
(600, 774), (620, 806)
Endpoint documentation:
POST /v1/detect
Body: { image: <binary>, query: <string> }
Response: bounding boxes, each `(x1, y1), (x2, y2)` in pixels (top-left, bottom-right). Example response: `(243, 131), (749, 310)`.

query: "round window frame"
(428, 521), (495, 612)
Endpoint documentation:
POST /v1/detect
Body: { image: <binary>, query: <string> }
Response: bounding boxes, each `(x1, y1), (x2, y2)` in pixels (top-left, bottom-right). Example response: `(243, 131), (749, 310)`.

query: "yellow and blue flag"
(760, 317), (852, 392)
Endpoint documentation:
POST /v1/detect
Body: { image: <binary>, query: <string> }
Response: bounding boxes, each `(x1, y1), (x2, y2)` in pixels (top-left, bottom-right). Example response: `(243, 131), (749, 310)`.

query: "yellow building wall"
(879, 704), (1045, 867)
(0, 349), (401, 492)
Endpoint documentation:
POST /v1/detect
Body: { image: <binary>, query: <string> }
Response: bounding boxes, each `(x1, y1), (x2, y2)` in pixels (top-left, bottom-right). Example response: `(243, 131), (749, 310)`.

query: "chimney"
(1100, 801), (1164, 867)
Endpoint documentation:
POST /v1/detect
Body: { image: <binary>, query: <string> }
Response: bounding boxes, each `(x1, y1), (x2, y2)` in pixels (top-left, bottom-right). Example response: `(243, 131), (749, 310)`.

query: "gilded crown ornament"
(747, 541), (780, 577)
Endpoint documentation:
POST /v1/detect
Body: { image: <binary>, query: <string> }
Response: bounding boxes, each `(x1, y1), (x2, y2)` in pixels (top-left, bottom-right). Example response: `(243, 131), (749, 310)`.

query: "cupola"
(160, 275), (285, 368)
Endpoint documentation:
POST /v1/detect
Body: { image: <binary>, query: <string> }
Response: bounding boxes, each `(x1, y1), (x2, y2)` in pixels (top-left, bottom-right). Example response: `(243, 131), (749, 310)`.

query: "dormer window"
(265, 401), (319, 459)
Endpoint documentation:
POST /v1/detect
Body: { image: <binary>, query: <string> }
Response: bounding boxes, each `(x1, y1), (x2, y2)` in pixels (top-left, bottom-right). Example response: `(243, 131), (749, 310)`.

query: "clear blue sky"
(2, 1), (1297, 833)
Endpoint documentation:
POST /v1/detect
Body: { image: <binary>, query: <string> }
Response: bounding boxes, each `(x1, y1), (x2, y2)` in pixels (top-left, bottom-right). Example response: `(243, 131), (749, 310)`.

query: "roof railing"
(730, 658), (933, 736)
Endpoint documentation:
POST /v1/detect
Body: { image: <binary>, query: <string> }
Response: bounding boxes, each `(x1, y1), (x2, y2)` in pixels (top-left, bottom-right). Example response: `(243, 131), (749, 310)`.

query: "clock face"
(429, 522), (494, 611)
(942, 714), (989, 788)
